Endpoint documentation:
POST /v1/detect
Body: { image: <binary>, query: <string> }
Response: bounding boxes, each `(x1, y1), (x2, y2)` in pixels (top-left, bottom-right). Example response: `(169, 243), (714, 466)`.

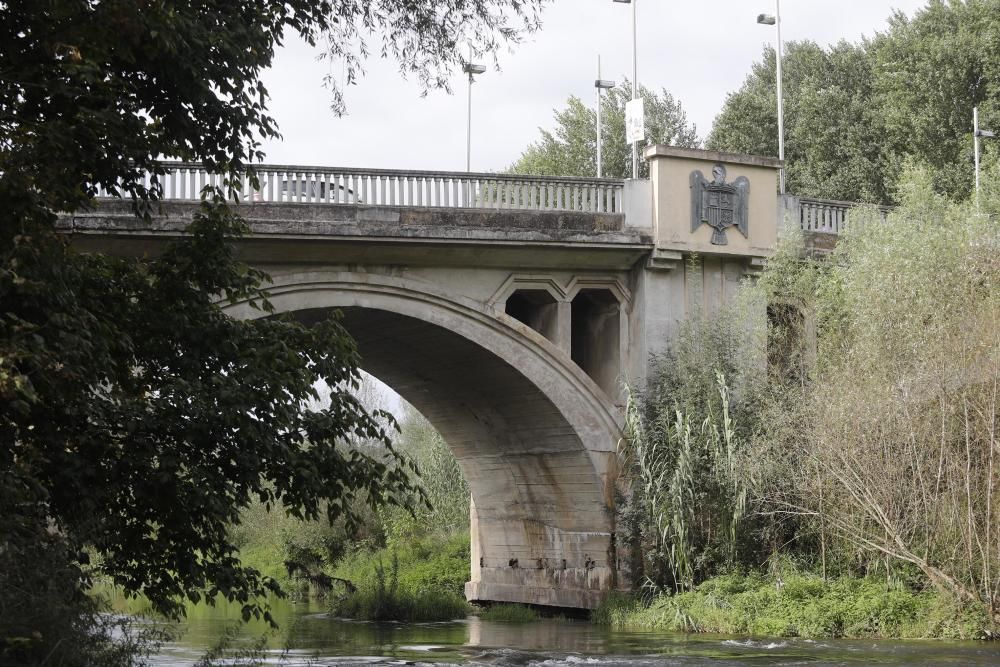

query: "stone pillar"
(554, 300), (572, 355)
(633, 146), (782, 385)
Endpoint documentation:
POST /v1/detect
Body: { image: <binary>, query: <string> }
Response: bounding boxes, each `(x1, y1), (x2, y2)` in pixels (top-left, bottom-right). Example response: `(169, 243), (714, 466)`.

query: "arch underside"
(228, 269), (627, 609)
(293, 305), (619, 608)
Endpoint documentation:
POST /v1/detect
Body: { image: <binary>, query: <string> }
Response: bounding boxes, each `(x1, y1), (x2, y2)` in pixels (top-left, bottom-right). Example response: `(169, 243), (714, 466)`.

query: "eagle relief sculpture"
(690, 163), (750, 245)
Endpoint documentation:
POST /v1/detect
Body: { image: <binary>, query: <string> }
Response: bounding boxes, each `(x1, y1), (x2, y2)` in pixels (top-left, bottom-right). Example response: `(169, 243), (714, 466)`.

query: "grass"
(330, 532), (471, 622)
(478, 604), (539, 623)
(237, 541), (292, 588)
(592, 572), (991, 640)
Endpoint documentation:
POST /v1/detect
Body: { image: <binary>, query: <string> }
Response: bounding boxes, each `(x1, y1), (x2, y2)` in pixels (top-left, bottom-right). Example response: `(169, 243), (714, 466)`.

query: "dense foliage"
(331, 533), (471, 621)
(709, 0), (1000, 203)
(1, 199), (430, 649)
(329, 407), (472, 621)
(782, 169), (999, 626)
(597, 571), (989, 639)
(618, 260), (773, 592)
(1, 0), (545, 661)
(618, 168), (999, 635)
(230, 402), (472, 621)
(510, 80), (699, 178)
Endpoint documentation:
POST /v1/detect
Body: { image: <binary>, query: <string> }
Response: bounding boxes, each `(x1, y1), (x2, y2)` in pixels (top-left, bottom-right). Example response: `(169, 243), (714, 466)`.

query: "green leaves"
(709, 2), (1000, 204)
(0, 0), (553, 634)
(510, 80), (700, 179)
(1, 197), (424, 623)
(709, 40), (890, 203)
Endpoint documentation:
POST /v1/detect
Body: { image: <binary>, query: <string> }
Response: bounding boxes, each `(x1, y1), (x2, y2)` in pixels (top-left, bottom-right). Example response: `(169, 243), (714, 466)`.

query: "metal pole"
(974, 106), (981, 200)
(631, 0), (638, 180)
(466, 68), (473, 173)
(775, 0), (786, 194)
(597, 56), (603, 178)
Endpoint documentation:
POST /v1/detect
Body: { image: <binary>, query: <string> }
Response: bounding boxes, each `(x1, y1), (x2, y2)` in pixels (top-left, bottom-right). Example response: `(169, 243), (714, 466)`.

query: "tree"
(708, 40), (892, 204)
(0, 0), (546, 659)
(870, 1), (1000, 200)
(709, 2), (1000, 204)
(510, 80), (699, 178)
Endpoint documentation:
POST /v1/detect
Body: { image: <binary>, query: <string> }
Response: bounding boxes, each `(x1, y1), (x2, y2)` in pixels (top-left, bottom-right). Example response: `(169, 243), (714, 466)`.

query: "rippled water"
(135, 596), (1000, 667)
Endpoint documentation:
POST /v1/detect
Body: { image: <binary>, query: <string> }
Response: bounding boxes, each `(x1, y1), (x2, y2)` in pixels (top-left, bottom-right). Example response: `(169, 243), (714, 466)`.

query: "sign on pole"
(625, 98), (645, 144)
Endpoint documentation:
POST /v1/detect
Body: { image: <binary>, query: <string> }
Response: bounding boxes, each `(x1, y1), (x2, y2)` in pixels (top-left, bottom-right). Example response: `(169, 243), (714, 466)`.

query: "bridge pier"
(464, 452), (622, 610)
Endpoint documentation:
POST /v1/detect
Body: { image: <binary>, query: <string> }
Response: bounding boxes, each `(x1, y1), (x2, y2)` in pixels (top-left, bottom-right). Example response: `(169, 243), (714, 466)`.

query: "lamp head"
(463, 63), (486, 75)
(757, 13), (776, 25)
(595, 79), (615, 89)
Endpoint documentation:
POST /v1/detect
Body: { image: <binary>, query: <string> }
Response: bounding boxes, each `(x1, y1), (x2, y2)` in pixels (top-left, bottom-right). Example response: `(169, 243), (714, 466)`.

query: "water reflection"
(116, 594), (1000, 666)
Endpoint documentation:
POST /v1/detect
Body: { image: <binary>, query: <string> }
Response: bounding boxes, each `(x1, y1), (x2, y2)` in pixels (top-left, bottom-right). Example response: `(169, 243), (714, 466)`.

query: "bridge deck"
(89, 162), (876, 238)
(63, 199), (652, 271)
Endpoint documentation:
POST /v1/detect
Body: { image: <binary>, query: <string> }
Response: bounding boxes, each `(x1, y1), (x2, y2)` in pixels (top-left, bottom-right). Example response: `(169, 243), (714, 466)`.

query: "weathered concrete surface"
(802, 230), (839, 256)
(63, 147), (780, 610)
(225, 270), (628, 610)
(62, 201), (650, 272)
(64, 199), (638, 243)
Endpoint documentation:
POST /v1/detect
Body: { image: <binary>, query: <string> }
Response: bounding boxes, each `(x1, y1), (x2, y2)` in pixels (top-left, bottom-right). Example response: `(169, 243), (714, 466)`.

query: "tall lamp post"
(974, 106), (995, 205)
(757, 2), (785, 194)
(613, 0), (638, 180)
(595, 56), (615, 178)
(463, 53), (486, 173)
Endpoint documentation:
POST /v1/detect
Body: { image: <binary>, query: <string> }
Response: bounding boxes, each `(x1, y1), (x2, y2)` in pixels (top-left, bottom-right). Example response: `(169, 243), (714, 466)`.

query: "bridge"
(63, 146), (864, 609)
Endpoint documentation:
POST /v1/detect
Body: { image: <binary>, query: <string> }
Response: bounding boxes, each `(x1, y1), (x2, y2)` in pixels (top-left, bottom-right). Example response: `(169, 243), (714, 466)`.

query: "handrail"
(94, 162), (626, 214)
(796, 196), (890, 234)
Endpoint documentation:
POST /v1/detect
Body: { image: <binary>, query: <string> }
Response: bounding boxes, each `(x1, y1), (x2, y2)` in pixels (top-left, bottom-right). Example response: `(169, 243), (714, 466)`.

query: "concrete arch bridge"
(64, 147), (854, 609)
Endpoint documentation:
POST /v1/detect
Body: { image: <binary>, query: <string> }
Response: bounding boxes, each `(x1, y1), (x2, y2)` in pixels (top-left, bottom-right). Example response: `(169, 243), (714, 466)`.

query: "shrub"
(331, 532), (471, 621)
(605, 571), (987, 639)
(590, 592), (641, 626)
(764, 168), (1000, 627)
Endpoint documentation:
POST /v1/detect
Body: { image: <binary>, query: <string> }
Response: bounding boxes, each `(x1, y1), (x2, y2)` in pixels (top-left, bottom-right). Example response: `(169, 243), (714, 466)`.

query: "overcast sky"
(259, 0), (930, 174)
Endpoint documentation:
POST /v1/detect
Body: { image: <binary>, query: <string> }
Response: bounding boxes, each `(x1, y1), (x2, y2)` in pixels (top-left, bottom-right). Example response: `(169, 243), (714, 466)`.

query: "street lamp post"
(595, 56), (615, 178)
(974, 106), (995, 206)
(613, 0), (638, 180)
(463, 53), (486, 173)
(757, 2), (785, 194)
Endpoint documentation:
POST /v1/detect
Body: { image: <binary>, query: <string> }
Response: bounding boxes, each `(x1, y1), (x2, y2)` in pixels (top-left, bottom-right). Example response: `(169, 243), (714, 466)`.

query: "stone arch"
(224, 270), (624, 608)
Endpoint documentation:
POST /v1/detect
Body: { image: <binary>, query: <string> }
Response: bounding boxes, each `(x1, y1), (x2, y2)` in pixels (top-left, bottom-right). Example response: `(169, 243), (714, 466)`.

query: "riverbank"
(328, 532), (470, 621)
(594, 572), (994, 640)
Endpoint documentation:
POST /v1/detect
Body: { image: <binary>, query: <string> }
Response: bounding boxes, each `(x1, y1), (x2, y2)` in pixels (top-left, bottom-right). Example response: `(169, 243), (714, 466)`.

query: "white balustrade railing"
(798, 196), (890, 234)
(96, 163), (625, 214)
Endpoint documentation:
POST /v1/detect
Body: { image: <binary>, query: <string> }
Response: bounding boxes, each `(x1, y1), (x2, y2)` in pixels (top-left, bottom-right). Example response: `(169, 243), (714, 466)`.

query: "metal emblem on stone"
(690, 164), (749, 245)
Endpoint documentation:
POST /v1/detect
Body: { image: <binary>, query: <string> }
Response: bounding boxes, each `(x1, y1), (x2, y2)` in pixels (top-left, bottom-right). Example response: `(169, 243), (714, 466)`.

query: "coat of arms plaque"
(690, 164), (750, 245)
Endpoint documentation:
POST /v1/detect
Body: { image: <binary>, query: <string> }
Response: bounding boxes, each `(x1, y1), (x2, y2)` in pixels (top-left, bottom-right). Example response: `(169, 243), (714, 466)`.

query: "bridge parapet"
(100, 162), (625, 214)
(779, 194), (891, 235)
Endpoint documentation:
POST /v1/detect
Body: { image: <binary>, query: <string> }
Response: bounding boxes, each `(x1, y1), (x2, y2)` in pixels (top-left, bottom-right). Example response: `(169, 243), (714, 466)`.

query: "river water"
(139, 596), (1000, 666)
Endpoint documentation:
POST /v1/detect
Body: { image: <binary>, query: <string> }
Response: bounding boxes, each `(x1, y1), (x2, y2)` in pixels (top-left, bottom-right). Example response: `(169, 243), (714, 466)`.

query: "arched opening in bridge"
(504, 289), (559, 342)
(274, 296), (619, 609)
(570, 289), (621, 398)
